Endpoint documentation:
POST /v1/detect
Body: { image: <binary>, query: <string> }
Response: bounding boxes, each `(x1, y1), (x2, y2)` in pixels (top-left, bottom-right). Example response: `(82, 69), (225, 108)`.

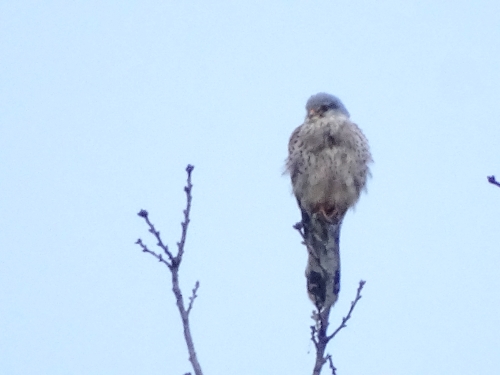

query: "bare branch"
(187, 281), (200, 316)
(487, 175), (500, 188)
(327, 280), (365, 341)
(293, 221), (304, 235)
(311, 281), (366, 375)
(135, 237), (172, 269)
(326, 354), (337, 375)
(137, 209), (175, 263)
(311, 304), (330, 375)
(310, 325), (319, 348)
(135, 164), (203, 375)
(177, 165), (194, 260)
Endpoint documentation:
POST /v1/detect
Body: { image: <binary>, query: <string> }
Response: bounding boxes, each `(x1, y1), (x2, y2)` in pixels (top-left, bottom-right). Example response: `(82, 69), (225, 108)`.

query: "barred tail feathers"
(302, 209), (342, 312)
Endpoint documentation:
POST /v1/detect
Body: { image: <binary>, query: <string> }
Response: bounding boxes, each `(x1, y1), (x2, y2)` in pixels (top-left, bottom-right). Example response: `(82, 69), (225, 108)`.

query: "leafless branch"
(295, 217), (366, 374)
(327, 280), (365, 341)
(326, 354), (337, 375)
(177, 165), (194, 259)
(293, 221), (304, 234)
(135, 164), (203, 375)
(137, 209), (175, 263)
(487, 175), (500, 188)
(187, 281), (200, 316)
(310, 281), (365, 375)
(135, 237), (172, 268)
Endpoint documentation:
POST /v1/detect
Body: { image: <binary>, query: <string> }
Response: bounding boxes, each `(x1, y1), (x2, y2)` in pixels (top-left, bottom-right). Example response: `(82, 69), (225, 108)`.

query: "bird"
(285, 93), (372, 312)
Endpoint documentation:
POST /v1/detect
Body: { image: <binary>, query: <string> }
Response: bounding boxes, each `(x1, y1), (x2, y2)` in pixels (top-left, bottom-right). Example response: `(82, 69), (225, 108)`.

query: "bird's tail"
(301, 209), (342, 312)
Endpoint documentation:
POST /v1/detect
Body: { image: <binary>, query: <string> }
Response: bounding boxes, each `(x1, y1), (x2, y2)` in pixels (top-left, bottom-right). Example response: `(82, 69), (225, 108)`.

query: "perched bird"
(285, 93), (372, 312)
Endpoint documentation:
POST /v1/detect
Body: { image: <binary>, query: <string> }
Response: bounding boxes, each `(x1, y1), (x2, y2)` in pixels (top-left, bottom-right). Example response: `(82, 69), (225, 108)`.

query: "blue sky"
(1, 1), (500, 374)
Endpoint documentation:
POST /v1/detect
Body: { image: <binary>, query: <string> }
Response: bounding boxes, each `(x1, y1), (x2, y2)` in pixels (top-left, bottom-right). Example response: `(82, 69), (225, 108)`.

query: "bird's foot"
(318, 207), (336, 223)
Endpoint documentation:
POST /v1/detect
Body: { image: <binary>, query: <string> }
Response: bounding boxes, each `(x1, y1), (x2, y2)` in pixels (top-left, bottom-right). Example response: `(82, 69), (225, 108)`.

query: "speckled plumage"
(287, 93), (371, 220)
(286, 93), (372, 311)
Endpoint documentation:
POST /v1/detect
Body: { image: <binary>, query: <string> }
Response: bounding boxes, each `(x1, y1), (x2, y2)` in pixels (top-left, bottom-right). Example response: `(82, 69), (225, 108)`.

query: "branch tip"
(187, 280), (200, 315)
(135, 164), (202, 375)
(326, 354), (337, 375)
(327, 280), (366, 341)
(487, 175), (500, 187)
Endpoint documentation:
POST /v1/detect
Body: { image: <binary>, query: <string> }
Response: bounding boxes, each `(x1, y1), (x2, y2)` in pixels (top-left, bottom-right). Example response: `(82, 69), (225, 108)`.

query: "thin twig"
(311, 281), (365, 375)
(135, 164), (203, 375)
(293, 221), (304, 234)
(326, 354), (337, 375)
(299, 226), (366, 375)
(327, 280), (365, 341)
(187, 281), (200, 316)
(135, 237), (172, 269)
(177, 165), (194, 260)
(310, 325), (319, 348)
(487, 175), (500, 188)
(137, 209), (175, 263)
(296, 222), (327, 287)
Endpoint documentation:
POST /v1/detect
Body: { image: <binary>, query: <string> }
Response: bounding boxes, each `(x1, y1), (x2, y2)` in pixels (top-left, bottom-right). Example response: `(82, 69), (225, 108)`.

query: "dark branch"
(310, 325), (319, 348)
(137, 209), (175, 264)
(311, 280), (366, 375)
(326, 354), (337, 375)
(177, 165), (194, 260)
(327, 280), (365, 341)
(135, 164), (203, 375)
(293, 221), (304, 233)
(487, 175), (500, 188)
(135, 238), (172, 269)
(296, 217), (365, 375)
(187, 281), (200, 316)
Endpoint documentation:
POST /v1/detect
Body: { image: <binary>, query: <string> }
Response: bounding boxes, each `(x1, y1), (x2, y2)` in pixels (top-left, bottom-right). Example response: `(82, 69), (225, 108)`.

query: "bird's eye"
(319, 105), (329, 113)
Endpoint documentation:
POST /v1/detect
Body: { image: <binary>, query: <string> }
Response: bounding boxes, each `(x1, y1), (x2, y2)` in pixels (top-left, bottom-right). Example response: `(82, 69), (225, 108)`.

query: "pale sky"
(2, 1), (500, 374)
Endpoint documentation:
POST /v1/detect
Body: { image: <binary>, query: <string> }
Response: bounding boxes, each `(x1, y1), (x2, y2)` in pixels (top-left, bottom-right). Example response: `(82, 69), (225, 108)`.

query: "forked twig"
(297, 215), (365, 374)
(309, 281), (365, 375)
(327, 280), (365, 341)
(487, 175), (500, 188)
(135, 165), (203, 375)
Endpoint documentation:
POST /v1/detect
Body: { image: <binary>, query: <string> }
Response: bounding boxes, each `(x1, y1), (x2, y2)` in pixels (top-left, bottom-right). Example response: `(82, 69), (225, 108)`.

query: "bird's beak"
(308, 109), (316, 116)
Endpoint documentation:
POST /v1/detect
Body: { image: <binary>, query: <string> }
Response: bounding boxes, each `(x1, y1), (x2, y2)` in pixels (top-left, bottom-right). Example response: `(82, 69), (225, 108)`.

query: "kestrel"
(285, 93), (372, 312)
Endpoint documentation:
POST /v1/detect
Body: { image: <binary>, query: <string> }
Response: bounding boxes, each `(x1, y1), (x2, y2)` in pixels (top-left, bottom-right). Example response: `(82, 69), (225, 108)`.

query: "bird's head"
(305, 93), (350, 118)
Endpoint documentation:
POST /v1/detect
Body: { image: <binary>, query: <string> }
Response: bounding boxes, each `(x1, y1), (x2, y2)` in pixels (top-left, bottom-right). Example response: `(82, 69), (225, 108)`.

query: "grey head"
(306, 92), (350, 118)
